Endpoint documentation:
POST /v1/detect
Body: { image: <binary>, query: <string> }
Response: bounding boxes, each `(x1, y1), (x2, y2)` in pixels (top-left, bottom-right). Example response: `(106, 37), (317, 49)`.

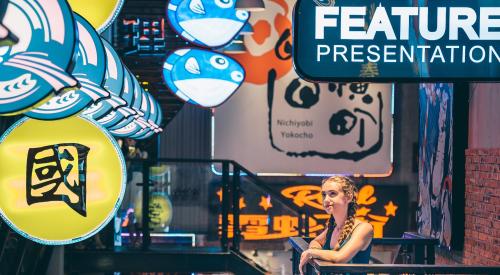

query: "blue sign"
(0, 0), (77, 115)
(130, 93), (163, 139)
(83, 39), (126, 120)
(162, 48), (245, 108)
(293, 0), (500, 81)
(27, 14), (109, 120)
(167, 0), (249, 48)
(96, 69), (137, 128)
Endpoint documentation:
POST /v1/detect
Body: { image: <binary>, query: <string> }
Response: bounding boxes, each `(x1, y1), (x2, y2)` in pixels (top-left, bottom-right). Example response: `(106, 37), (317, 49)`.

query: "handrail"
(289, 237), (500, 275)
(149, 158), (316, 218)
(129, 158), (322, 251)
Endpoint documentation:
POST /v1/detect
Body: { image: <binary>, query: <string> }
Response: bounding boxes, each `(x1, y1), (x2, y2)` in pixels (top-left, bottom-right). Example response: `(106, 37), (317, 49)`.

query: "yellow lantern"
(68, 0), (124, 33)
(0, 116), (126, 245)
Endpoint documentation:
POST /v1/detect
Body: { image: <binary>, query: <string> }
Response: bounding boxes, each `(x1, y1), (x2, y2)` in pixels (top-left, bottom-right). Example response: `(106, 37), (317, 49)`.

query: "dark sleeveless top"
(322, 223), (372, 264)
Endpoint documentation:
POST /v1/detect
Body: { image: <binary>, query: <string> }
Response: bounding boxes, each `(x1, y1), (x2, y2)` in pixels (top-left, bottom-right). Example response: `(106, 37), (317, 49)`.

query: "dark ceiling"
(113, 0), (192, 128)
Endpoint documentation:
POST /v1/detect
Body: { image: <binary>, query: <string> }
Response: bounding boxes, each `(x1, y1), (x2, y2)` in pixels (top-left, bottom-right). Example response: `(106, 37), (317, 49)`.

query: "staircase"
(66, 247), (267, 274)
(0, 222), (53, 275)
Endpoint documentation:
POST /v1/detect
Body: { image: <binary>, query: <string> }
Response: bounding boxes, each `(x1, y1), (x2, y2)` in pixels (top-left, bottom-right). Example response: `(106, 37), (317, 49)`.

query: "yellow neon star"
(384, 201), (398, 216)
(259, 196), (273, 211)
(239, 197), (246, 209)
(216, 188), (222, 202)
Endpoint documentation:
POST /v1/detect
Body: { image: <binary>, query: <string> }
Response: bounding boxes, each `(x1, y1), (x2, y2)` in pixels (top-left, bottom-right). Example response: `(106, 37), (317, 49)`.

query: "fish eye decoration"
(0, 0), (78, 116)
(164, 0), (248, 108)
(26, 14), (110, 120)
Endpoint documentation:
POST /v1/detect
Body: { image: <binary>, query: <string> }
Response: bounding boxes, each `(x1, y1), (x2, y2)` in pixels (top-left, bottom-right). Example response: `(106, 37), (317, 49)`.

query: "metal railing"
(133, 158), (318, 252)
(289, 236), (500, 275)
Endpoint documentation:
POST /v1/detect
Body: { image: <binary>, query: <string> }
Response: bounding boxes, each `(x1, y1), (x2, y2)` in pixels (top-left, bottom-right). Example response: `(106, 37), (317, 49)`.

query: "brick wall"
(463, 148), (500, 265)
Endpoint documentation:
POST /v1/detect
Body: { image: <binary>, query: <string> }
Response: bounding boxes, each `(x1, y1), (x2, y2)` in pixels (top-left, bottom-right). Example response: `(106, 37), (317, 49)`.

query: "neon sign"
(293, 0), (500, 81)
(217, 184), (405, 239)
(0, 116), (126, 245)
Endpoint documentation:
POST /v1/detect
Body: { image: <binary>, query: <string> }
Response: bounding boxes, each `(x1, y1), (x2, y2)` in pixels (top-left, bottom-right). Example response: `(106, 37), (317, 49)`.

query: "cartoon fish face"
(0, 0), (77, 115)
(26, 14), (109, 120)
(163, 48), (245, 107)
(268, 68), (392, 162)
(167, 0), (249, 48)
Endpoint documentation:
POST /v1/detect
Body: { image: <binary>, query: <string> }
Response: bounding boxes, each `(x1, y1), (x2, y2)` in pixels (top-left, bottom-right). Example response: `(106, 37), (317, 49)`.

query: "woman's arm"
(307, 222), (373, 263)
(308, 228), (328, 249)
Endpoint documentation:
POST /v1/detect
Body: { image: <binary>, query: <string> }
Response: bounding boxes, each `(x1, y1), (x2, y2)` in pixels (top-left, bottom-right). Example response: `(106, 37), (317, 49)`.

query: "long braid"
(336, 201), (358, 250)
(322, 176), (359, 251)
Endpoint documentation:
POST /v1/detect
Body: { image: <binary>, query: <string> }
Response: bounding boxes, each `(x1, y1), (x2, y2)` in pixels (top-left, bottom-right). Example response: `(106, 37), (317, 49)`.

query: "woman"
(299, 176), (373, 275)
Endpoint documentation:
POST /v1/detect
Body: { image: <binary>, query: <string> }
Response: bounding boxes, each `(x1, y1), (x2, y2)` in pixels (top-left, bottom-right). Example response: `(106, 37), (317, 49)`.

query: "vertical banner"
(417, 84), (453, 248)
(213, 0), (393, 175)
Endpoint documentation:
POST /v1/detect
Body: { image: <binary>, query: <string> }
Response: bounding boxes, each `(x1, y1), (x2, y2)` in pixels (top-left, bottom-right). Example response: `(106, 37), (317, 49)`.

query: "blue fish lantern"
(162, 48), (244, 108)
(130, 94), (163, 139)
(167, 0), (250, 48)
(27, 14), (110, 120)
(97, 68), (137, 128)
(0, 0), (78, 115)
(83, 39), (127, 120)
(107, 76), (145, 137)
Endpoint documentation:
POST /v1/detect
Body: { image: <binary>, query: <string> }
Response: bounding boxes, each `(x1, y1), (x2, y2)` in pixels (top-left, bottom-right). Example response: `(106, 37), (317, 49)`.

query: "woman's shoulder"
(353, 219), (374, 237)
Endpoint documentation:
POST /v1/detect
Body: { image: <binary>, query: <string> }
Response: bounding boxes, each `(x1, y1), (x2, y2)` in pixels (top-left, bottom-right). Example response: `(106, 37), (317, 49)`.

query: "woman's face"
(321, 180), (352, 215)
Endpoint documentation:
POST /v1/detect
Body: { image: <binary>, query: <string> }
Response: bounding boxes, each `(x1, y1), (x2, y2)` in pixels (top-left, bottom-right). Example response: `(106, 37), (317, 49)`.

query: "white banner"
(213, 0), (393, 175)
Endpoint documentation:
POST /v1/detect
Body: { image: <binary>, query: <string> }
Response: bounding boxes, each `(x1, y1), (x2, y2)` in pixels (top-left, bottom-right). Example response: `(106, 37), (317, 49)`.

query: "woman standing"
(299, 176), (374, 274)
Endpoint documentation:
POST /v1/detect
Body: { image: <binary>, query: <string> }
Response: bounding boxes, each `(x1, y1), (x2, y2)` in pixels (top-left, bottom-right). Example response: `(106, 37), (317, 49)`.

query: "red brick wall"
(463, 148), (500, 265)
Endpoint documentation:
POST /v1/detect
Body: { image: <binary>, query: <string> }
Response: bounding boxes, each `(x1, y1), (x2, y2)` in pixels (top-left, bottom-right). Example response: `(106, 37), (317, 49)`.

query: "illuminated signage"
(0, 116), (126, 245)
(68, 0), (124, 33)
(293, 0), (500, 81)
(83, 39), (126, 120)
(167, 0), (250, 48)
(216, 184), (407, 240)
(97, 69), (136, 129)
(26, 14), (109, 120)
(134, 192), (173, 230)
(0, 0), (77, 115)
(162, 48), (245, 108)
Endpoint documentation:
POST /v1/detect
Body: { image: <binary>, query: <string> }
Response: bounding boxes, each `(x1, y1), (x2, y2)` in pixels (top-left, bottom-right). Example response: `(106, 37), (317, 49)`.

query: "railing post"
(305, 213), (310, 237)
(231, 164), (241, 252)
(298, 212), (304, 237)
(426, 243), (435, 264)
(141, 161), (151, 250)
(221, 161), (230, 252)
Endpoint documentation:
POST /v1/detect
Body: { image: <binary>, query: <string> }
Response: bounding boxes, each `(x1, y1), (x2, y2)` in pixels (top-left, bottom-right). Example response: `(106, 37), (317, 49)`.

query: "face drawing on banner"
(167, 0), (249, 48)
(0, 0), (77, 115)
(268, 72), (386, 161)
(163, 48), (245, 107)
(27, 143), (90, 217)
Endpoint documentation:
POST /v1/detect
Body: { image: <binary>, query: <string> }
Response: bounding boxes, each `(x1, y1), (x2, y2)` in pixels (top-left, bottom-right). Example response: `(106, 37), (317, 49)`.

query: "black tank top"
(322, 222), (372, 264)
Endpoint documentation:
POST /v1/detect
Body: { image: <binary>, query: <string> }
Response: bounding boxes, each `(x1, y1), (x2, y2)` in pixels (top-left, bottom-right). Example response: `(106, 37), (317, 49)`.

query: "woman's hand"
(299, 249), (315, 275)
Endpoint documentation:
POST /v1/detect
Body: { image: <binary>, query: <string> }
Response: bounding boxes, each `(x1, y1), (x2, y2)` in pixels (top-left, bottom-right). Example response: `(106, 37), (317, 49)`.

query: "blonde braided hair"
(322, 176), (359, 250)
